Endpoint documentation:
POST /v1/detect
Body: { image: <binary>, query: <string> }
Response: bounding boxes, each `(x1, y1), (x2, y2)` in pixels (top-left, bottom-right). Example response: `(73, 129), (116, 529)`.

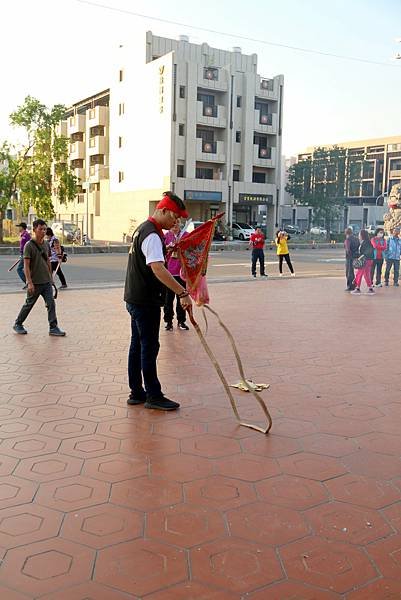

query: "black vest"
(124, 220), (166, 306)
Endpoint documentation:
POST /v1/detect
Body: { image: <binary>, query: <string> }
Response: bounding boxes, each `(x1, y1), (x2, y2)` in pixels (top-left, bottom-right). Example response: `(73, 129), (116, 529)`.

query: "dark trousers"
(345, 257), (355, 290)
(51, 261), (67, 286)
(279, 253), (294, 274)
(371, 258), (384, 285)
(251, 248), (265, 275)
(164, 276), (186, 324)
(126, 303), (162, 399)
(385, 259), (400, 284)
(15, 282), (57, 329)
(17, 257), (26, 284)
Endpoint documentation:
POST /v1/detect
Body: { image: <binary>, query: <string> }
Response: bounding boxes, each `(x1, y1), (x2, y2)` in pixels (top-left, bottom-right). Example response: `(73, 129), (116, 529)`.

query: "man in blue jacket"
(384, 227), (401, 287)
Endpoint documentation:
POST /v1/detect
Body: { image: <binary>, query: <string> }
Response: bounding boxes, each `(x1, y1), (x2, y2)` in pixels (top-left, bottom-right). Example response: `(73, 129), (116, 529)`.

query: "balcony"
(74, 167), (85, 183)
(256, 77), (278, 100)
(253, 145), (276, 167)
(69, 141), (85, 161)
(197, 65), (228, 91)
(196, 102), (227, 128)
(87, 105), (108, 127)
(88, 136), (107, 155)
(67, 114), (86, 135)
(390, 169), (401, 178)
(89, 164), (109, 182)
(196, 138), (225, 163)
(254, 111), (277, 134)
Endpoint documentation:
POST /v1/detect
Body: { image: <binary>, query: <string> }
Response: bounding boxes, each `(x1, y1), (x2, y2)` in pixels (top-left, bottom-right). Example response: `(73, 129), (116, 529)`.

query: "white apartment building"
(55, 32), (284, 241)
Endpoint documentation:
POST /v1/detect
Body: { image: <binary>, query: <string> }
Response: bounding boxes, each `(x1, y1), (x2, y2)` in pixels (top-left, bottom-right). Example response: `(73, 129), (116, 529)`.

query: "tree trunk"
(0, 208), (4, 244)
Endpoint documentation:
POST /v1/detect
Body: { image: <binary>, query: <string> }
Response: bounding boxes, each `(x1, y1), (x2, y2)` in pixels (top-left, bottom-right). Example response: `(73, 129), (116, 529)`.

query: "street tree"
(0, 143), (20, 243)
(286, 146), (347, 238)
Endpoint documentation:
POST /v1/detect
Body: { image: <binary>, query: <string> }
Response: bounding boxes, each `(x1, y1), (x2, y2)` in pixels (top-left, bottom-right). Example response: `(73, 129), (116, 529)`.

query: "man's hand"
(27, 282), (35, 295)
(180, 294), (192, 310)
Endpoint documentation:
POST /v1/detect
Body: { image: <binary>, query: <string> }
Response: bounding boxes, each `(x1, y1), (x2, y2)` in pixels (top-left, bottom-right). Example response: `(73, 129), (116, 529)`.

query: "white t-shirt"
(141, 233), (164, 265)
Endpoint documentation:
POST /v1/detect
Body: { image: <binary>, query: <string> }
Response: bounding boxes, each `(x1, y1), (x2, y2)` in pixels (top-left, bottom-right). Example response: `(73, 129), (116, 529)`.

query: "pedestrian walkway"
(0, 278), (400, 598)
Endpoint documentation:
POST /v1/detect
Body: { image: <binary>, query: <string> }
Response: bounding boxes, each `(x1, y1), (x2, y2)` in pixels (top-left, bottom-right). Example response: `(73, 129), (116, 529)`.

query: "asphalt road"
(0, 247), (346, 294)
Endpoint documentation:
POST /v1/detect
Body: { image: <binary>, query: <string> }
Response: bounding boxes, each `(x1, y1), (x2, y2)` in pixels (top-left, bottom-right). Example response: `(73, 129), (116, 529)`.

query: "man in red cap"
(124, 191), (192, 411)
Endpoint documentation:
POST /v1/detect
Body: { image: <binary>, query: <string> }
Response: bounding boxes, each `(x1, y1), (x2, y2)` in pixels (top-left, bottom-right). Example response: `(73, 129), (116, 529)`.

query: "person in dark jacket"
(124, 192), (192, 411)
(370, 227), (387, 287)
(344, 227), (359, 291)
(351, 229), (375, 295)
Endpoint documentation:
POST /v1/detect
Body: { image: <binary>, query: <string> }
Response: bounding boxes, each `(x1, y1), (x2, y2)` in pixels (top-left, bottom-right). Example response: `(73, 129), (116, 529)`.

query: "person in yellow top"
(275, 230), (295, 276)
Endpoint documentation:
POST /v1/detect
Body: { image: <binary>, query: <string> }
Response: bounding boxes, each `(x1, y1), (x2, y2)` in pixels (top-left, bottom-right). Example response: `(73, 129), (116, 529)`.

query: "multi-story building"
(280, 136), (401, 232)
(54, 32), (284, 241)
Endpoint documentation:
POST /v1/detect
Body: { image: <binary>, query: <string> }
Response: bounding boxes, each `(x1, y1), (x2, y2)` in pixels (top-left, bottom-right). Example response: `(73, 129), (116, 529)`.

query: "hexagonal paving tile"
(76, 405), (128, 422)
(150, 453), (214, 482)
(305, 501), (392, 545)
(184, 474), (257, 511)
(328, 403), (384, 421)
(355, 431), (401, 456)
(382, 501), (401, 533)
(214, 453), (281, 482)
(227, 501), (309, 546)
(325, 473), (401, 509)
(278, 452), (347, 481)
(10, 392), (60, 407)
(248, 580), (339, 599)
(270, 418), (317, 438)
(111, 476), (183, 511)
(42, 382), (89, 396)
(0, 419), (40, 439)
(318, 417), (375, 438)
(40, 418), (97, 439)
(39, 581), (134, 599)
(59, 434), (120, 458)
(346, 578), (401, 600)
(191, 538), (283, 593)
(87, 382), (128, 395)
(240, 434), (301, 457)
(0, 585), (31, 600)
(147, 504), (226, 547)
(0, 434), (60, 459)
(35, 475), (110, 512)
(82, 453), (148, 483)
(0, 475), (38, 510)
(300, 433), (358, 457)
(181, 434), (241, 458)
(152, 419), (207, 439)
(57, 392), (108, 407)
(256, 474), (329, 510)
(145, 581), (236, 599)
(0, 538), (94, 596)
(61, 503), (143, 548)
(280, 537), (377, 593)
(14, 453), (83, 482)
(0, 503), (62, 549)
(97, 418), (151, 438)
(0, 455), (18, 477)
(95, 539), (187, 596)
(120, 434), (180, 457)
(23, 405), (77, 422)
(342, 450), (401, 479)
(0, 405), (26, 420)
(367, 533), (401, 579)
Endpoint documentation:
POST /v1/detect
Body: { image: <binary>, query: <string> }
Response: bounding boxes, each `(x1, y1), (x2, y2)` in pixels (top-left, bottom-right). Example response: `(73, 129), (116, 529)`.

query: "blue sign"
(184, 190), (222, 202)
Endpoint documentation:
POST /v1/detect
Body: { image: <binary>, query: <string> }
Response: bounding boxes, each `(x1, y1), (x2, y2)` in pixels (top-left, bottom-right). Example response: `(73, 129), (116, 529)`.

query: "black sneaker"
(144, 396), (180, 411)
(13, 323), (27, 335)
(60, 284), (68, 289)
(385, 282), (389, 286)
(22, 284), (28, 290)
(165, 322), (173, 331)
(252, 274), (256, 278)
(49, 327), (66, 337)
(395, 283), (399, 287)
(127, 391), (146, 405)
(261, 274), (268, 277)
(178, 322), (189, 330)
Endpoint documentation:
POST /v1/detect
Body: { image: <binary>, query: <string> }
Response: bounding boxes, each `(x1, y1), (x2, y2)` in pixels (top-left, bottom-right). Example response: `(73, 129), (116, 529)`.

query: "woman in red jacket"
(371, 227), (387, 287)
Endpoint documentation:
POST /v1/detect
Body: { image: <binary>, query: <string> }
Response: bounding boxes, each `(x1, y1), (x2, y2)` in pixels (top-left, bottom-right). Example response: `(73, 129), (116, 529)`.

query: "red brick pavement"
(0, 277), (400, 598)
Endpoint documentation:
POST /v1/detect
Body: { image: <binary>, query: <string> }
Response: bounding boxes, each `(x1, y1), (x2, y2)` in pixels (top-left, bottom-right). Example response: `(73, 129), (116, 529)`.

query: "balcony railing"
(259, 113), (272, 125)
(258, 147), (272, 159)
(202, 141), (217, 153)
(203, 104), (218, 118)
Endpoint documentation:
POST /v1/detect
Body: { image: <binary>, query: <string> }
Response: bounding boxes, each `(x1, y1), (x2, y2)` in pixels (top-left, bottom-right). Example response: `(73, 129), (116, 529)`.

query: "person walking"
(276, 230), (295, 276)
(370, 227), (387, 287)
(249, 227), (267, 278)
(46, 227), (68, 289)
(124, 191), (192, 411)
(13, 219), (66, 336)
(344, 227), (359, 291)
(351, 229), (375, 295)
(384, 226), (401, 287)
(16, 222), (31, 289)
(163, 222), (189, 331)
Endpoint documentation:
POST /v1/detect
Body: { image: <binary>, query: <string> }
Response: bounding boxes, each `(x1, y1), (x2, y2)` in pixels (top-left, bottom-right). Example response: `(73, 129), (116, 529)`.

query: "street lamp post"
(83, 180), (90, 241)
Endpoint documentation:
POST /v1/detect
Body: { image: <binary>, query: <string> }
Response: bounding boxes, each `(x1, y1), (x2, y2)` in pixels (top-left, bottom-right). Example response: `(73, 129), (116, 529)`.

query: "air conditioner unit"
(204, 142), (213, 153)
(260, 114), (269, 124)
(204, 105), (214, 116)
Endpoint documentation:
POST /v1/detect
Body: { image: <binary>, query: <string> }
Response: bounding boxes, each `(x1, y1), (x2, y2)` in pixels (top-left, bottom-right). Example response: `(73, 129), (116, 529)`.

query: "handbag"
(353, 256), (366, 269)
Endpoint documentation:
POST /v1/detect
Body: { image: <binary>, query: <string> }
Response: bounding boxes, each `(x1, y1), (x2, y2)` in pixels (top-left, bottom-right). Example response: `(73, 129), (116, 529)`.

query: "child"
(275, 230), (295, 276)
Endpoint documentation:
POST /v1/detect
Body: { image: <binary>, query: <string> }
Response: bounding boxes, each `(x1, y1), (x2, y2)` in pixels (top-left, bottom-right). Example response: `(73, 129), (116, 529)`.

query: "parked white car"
(232, 223), (255, 240)
(310, 226), (327, 236)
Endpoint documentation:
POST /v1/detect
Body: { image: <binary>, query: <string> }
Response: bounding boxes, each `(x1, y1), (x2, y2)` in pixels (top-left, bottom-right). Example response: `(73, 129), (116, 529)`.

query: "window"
(118, 171), (124, 183)
(233, 169), (240, 181)
(177, 164), (184, 177)
(196, 167), (213, 179)
(349, 181), (360, 196)
(252, 172), (266, 183)
(390, 158), (401, 171)
(118, 102), (125, 116)
(90, 125), (104, 137)
(179, 124), (185, 136)
(204, 67), (218, 81)
(89, 109), (96, 119)
(362, 161), (374, 178)
(197, 128), (214, 142)
(260, 79), (273, 91)
(197, 92), (215, 105)
(253, 134), (267, 148)
(118, 136), (123, 148)
(362, 181), (374, 196)
(179, 86), (185, 98)
(119, 69), (123, 82)
(236, 96), (242, 108)
(235, 131), (241, 143)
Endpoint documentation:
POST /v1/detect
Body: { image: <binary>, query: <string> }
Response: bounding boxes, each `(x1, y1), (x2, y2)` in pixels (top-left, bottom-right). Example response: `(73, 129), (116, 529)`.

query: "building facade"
(53, 32), (284, 241)
(280, 136), (401, 232)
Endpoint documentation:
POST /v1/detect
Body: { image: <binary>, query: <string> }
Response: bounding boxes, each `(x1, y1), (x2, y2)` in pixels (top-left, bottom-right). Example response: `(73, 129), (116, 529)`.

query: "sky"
(1, 0), (401, 156)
